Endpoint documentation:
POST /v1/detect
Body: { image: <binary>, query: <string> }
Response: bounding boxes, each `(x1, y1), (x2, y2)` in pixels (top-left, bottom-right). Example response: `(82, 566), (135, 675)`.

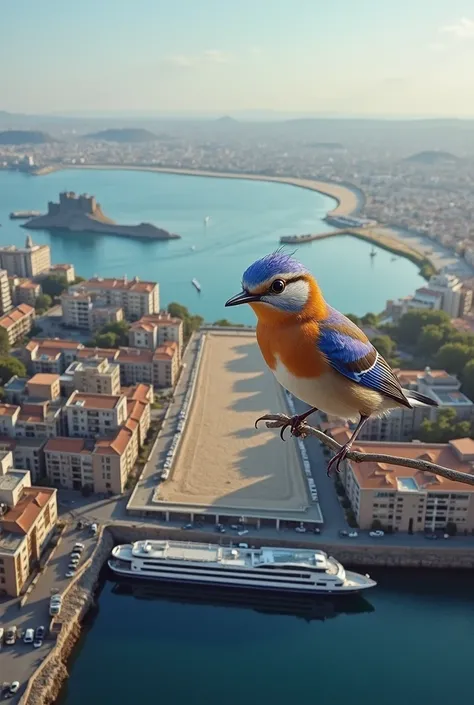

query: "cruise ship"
(108, 540), (376, 595)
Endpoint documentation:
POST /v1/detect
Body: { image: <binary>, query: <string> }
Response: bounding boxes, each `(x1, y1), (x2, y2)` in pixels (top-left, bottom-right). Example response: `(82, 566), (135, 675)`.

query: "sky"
(2, 0), (474, 117)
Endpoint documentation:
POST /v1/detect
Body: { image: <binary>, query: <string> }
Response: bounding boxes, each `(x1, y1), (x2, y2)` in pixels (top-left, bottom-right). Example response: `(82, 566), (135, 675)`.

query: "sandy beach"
(40, 164), (362, 217)
(159, 332), (309, 512)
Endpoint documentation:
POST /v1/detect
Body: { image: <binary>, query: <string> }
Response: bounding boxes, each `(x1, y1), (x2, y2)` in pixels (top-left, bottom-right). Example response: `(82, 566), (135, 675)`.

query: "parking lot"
(0, 521), (97, 702)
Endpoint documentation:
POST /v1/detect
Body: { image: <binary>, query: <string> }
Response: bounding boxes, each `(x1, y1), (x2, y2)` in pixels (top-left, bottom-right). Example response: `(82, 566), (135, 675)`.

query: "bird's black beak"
(225, 290), (261, 307)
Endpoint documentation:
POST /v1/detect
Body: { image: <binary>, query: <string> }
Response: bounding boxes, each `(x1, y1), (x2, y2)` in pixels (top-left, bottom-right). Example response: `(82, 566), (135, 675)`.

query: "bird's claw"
(326, 445), (349, 477)
(254, 413), (308, 441)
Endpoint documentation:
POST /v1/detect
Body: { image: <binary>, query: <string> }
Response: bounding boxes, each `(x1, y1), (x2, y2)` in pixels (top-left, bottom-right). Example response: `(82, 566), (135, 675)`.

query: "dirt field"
(159, 333), (309, 511)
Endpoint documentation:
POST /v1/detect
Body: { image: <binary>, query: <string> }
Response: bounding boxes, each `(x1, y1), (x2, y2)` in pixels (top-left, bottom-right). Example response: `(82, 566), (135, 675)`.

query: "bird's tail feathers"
(403, 389), (438, 408)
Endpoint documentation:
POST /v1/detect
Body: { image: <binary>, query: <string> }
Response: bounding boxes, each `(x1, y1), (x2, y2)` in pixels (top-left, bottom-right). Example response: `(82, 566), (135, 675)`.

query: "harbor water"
(0, 169), (425, 322)
(59, 569), (474, 705)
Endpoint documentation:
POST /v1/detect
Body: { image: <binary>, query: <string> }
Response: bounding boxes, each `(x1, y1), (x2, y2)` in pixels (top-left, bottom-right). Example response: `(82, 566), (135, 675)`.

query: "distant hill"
(404, 150), (460, 165)
(0, 130), (55, 145)
(84, 128), (159, 142)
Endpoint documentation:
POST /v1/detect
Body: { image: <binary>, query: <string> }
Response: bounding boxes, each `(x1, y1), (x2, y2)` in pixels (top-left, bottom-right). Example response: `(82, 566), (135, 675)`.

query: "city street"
(0, 524), (96, 701)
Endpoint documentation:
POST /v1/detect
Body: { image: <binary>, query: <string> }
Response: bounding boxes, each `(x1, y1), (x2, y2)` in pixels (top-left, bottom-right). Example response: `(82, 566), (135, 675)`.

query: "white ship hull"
(108, 541), (376, 596)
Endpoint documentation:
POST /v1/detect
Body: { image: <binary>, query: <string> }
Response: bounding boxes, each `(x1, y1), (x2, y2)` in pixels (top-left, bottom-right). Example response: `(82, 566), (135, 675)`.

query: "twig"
(258, 413), (474, 487)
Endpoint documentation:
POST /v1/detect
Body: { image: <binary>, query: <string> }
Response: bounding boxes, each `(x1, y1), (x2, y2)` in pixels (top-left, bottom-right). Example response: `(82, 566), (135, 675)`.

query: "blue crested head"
(242, 251), (308, 290)
(225, 251), (312, 313)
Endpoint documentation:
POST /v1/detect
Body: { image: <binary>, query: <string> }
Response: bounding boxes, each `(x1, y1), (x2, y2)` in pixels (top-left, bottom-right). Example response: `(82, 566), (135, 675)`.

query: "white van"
(24, 628), (34, 644)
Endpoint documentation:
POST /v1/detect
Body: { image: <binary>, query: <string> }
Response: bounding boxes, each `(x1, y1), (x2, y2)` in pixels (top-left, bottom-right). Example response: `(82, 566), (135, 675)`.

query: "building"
(0, 374), (63, 439)
(61, 290), (91, 329)
(0, 437), (45, 482)
(60, 358), (121, 397)
(128, 312), (183, 358)
(15, 279), (41, 307)
(65, 391), (128, 438)
(49, 263), (75, 283)
(89, 305), (123, 331)
(44, 384), (152, 494)
(24, 338), (84, 374)
(0, 269), (12, 315)
(76, 348), (120, 364)
(337, 433), (474, 533)
(117, 344), (179, 388)
(0, 304), (35, 345)
(0, 236), (51, 278)
(72, 276), (159, 319)
(358, 367), (474, 443)
(61, 290), (123, 331)
(385, 273), (473, 322)
(0, 451), (57, 596)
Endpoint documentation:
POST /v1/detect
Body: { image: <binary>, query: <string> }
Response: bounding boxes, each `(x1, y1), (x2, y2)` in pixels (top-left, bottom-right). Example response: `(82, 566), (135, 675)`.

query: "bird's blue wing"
(318, 307), (410, 407)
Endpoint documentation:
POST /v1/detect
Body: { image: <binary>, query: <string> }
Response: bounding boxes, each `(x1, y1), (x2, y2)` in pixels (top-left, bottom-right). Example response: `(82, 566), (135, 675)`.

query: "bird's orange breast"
(256, 319), (328, 378)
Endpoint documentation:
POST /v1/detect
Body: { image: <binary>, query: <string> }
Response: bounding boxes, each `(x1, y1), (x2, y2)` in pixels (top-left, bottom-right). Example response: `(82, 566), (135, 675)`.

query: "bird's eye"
(270, 279), (286, 294)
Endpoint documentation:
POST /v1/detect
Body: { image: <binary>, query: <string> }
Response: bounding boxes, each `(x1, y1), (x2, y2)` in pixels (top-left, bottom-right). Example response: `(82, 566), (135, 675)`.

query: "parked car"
(238, 543), (249, 549)
(313, 528), (321, 535)
(70, 552), (82, 560)
(182, 523), (193, 530)
(73, 543), (85, 552)
(348, 531), (358, 538)
(33, 637), (43, 649)
(90, 523), (98, 536)
(5, 626), (17, 646)
(369, 530), (385, 538)
(237, 529), (249, 536)
(35, 626), (45, 641)
(338, 530), (348, 537)
(295, 524), (307, 533)
(23, 628), (34, 644)
(424, 533), (438, 540)
(65, 570), (76, 578)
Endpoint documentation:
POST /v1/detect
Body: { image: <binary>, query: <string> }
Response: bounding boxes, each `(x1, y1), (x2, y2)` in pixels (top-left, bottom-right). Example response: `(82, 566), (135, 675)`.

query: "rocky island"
(22, 192), (181, 240)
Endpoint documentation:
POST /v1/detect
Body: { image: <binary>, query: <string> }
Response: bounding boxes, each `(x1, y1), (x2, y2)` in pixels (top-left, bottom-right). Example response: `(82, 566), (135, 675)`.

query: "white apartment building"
(60, 358), (121, 397)
(0, 269), (12, 315)
(72, 276), (159, 320)
(128, 313), (183, 359)
(65, 391), (128, 438)
(0, 237), (51, 278)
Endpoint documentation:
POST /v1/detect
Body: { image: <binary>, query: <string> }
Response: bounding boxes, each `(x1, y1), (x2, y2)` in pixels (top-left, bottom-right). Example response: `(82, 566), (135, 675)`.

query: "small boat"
(190, 245), (196, 251)
(391, 255), (397, 262)
(370, 247), (377, 257)
(204, 216), (211, 226)
(192, 278), (201, 292)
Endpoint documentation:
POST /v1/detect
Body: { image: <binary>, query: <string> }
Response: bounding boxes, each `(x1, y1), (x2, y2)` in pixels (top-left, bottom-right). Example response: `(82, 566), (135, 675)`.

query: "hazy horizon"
(2, 0), (474, 118)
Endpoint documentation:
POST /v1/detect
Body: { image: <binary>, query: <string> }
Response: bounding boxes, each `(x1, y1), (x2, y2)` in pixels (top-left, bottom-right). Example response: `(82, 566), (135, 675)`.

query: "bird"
(225, 251), (438, 475)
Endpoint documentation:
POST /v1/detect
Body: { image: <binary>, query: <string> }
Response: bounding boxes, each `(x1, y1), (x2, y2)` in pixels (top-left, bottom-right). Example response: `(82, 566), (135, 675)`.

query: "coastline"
(34, 164), (363, 218)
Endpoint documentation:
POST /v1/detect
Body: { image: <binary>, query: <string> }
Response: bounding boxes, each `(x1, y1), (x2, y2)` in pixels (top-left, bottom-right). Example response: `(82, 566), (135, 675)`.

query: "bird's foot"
(326, 444), (350, 476)
(255, 412), (309, 440)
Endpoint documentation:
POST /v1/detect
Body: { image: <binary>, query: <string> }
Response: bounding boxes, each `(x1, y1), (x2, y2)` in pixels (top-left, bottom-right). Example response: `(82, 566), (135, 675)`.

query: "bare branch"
(258, 413), (474, 487)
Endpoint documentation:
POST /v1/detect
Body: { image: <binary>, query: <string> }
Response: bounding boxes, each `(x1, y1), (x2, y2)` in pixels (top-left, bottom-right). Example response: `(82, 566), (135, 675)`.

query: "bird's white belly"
(273, 360), (386, 421)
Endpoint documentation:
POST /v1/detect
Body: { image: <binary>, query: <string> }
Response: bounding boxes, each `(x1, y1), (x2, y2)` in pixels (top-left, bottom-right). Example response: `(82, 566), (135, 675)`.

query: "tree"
(435, 343), (472, 375)
(100, 320), (129, 345)
(446, 521), (457, 536)
(419, 408), (471, 444)
(0, 356), (26, 385)
(167, 302), (189, 320)
(40, 274), (69, 297)
(0, 328), (10, 356)
(462, 359), (474, 401)
(35, 293), (52, 314)
(93, 332), (117, 348)
(361, 312), (378, 326)
(371, 335), (395, 360)
(417, 324), (447, 358)
(397, 309), (451, 346)
(213, 319), (243, 327)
